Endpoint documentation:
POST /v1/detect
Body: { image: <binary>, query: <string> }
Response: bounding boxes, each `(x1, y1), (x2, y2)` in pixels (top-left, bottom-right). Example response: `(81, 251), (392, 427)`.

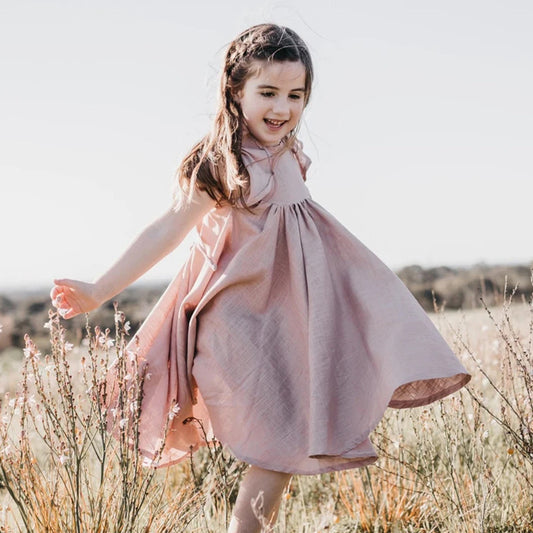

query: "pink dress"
(125, 132), (471, 474)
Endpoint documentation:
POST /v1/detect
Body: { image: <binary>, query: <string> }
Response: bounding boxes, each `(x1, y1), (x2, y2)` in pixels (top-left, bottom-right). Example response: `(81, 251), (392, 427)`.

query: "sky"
(1, 0), (532, 291)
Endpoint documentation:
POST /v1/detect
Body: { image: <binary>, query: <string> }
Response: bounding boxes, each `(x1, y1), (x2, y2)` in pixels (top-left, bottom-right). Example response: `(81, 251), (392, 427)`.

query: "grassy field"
(0, 293), (532, 532)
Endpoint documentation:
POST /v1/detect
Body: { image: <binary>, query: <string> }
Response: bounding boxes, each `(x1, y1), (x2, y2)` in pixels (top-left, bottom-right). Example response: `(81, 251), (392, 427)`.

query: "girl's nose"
(272, 97), (290, 116)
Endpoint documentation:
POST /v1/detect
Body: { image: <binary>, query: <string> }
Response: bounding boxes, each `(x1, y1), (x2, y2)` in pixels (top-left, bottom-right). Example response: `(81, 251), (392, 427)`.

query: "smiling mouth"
(264, 118), (286, 128)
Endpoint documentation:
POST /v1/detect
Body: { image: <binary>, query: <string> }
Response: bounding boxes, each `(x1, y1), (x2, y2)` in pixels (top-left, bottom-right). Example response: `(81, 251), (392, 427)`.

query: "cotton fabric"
(124, 133), (471, 474)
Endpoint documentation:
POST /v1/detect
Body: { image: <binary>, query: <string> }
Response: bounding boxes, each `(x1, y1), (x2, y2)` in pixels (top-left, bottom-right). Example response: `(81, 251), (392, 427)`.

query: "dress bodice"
(239, 133), (312, 207)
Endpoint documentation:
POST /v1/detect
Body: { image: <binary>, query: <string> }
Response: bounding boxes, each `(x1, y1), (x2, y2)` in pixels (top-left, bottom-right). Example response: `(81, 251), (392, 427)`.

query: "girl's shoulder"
(290, 138), (312, 180)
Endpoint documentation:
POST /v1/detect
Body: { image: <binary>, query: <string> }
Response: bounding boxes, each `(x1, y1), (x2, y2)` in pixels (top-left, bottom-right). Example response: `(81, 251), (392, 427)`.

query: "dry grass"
(1, 280), (533, 532)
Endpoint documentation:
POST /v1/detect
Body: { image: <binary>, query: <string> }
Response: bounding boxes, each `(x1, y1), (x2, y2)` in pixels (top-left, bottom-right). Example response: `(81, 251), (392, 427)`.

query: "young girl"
(51, 23), (471, 532)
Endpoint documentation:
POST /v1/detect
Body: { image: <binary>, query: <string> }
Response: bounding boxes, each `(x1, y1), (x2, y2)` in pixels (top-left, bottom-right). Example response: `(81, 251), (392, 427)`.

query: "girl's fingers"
(51, 282), (68, 302)
(53, 278), (77, 289)
(58, 307), (75, 319)
(51, 283), (74, 311)
(50, 289), (62, 308)
(51, 285), (67, 302)
(52, 297), (68, 311)
(55, 298), (79, 319)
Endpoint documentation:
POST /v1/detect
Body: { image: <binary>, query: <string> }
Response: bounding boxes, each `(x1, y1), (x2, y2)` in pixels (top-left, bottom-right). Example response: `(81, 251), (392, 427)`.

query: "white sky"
(1, 0), (532, 291)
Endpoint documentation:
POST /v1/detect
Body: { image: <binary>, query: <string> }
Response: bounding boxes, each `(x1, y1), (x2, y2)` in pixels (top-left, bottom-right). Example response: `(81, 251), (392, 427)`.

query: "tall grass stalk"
(0, 307), (200, 532)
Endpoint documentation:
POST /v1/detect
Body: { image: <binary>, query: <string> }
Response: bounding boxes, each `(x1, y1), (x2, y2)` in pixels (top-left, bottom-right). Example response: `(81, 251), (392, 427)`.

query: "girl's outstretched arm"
(51, 187), (216, 319)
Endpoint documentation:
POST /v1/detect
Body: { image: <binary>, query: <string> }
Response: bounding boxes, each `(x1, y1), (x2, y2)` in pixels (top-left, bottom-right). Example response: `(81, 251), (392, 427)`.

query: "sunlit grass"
(1, 283), (533, 531)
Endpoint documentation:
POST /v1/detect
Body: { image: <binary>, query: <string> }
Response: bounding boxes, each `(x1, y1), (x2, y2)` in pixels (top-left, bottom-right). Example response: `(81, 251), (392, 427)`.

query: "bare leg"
(228, 465), (292, 533)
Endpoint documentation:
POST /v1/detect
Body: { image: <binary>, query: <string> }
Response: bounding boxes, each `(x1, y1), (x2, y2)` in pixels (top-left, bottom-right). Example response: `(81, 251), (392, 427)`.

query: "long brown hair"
(173, 24), (314, 211)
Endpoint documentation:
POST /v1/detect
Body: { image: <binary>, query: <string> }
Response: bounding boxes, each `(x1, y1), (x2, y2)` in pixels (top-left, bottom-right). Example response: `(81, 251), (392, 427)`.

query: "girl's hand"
(50, 279), (102, 320)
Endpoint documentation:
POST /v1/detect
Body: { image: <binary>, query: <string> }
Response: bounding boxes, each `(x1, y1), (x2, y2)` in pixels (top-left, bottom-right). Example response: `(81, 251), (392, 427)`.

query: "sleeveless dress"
(124, 133), (471, 475)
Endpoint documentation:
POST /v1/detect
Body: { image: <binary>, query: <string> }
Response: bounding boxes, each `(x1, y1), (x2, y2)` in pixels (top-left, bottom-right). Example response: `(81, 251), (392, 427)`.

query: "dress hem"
(388, 373), (471, 409)
(226, 448), (379, 475)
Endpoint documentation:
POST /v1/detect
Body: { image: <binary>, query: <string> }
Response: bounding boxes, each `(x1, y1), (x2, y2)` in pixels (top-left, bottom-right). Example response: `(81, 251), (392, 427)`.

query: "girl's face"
(236, 60), (307, 147)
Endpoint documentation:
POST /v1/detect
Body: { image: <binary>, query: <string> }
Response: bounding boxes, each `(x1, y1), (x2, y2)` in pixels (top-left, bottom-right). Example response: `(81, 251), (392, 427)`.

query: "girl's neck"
(241, 124), (285, 152)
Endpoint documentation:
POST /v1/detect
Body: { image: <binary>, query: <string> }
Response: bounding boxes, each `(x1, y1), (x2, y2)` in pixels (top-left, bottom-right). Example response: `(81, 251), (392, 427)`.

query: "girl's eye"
(259, 92), (302, 100)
